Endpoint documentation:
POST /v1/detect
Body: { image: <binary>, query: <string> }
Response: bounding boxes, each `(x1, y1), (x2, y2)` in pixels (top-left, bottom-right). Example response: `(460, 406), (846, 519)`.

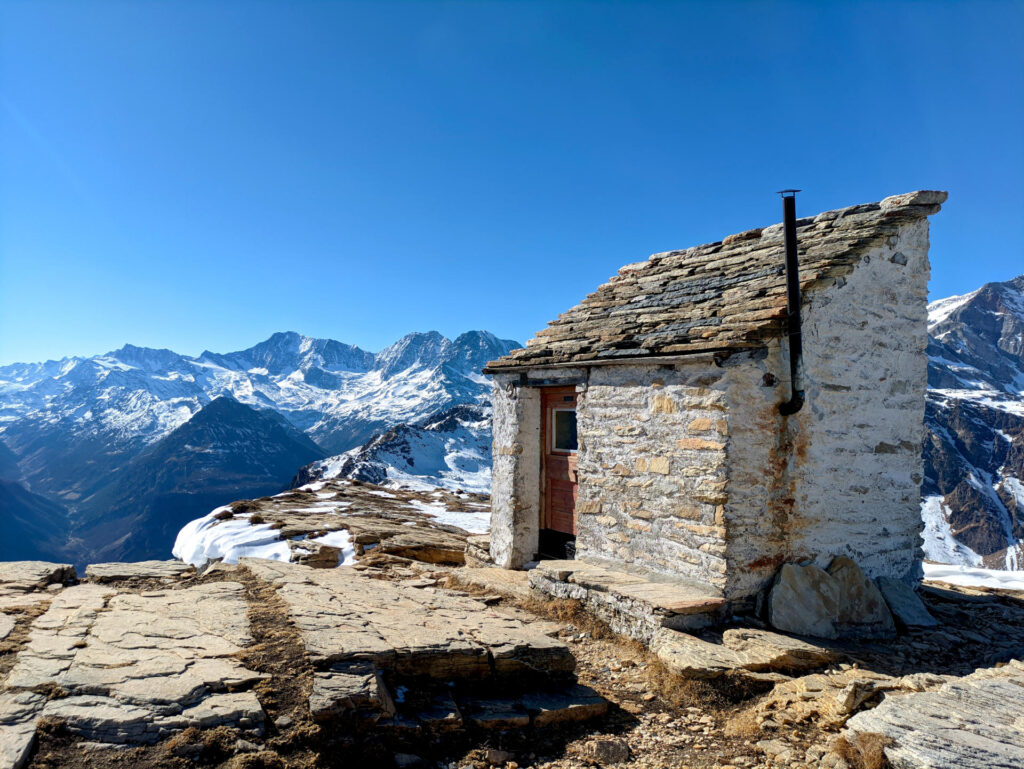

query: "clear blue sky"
(1, 1), (1021, 365)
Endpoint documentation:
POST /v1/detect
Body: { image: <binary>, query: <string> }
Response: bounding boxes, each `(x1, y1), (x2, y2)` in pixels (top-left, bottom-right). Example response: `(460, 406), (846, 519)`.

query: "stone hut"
(483, 191), (947, 616)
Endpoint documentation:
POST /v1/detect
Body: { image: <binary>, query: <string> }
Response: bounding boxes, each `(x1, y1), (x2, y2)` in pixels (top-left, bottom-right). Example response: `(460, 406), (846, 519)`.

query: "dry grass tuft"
(833, 732), (892, 769)
(232, 499), (261, 514)
(723, 707), (761, 738)
(516, 596), (616, 640)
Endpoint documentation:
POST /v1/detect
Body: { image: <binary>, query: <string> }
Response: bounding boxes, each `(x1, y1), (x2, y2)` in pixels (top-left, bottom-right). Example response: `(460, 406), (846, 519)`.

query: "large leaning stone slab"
(845, 660), (1024, 768)
(768, 564), (840, 639)
(876, 577), (938, 628)
(85, 560), (195, 583)
(828, 556), (895, 638)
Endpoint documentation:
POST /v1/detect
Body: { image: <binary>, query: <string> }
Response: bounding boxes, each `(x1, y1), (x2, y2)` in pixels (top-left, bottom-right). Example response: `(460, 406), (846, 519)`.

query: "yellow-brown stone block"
(651, 394), (677, 414)
(648, 456), (671, 474)
(676, 437), (727, 451)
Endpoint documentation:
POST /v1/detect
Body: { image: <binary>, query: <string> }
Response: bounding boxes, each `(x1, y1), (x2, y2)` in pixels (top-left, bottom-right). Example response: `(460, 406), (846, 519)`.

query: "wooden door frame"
(539, 386), (578, 534)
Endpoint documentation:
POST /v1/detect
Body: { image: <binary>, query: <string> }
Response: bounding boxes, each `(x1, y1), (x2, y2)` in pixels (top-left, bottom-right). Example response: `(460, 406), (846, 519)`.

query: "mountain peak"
(106, 344), (183, 372)
(374, 331), (450, 378)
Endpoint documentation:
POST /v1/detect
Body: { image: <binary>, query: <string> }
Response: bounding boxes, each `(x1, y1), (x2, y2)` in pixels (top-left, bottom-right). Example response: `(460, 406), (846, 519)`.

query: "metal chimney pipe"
(778, 190), (805, 415)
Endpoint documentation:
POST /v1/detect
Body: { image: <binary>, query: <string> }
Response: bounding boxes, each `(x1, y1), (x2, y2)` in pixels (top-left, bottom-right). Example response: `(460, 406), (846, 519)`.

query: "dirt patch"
(0, 600), (50, 680)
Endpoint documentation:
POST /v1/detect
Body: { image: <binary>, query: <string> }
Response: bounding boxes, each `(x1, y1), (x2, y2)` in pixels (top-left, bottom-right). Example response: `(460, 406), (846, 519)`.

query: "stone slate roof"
(484, 191), (947, 372)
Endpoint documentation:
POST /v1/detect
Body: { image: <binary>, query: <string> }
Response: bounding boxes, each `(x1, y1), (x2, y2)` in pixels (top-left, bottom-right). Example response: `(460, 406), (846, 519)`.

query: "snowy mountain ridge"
(294, 402), (494, 494)
(0, 329), (516, 465)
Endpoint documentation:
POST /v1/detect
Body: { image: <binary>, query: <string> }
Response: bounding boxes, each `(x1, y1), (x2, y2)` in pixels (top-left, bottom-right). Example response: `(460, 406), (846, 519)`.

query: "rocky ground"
(2, 508), (1024, 769)
(173, 479), (490, 569)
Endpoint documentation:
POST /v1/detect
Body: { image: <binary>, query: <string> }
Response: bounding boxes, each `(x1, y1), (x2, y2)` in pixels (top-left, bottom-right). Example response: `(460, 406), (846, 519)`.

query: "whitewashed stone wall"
(489, 377), (540, 568)
(784, 217), (930, 583)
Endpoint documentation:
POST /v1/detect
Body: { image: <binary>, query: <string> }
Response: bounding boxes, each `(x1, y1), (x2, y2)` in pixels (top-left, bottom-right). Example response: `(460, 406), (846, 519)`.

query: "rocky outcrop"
(845, 660), (1024, 768)
(173, 479), (490, 570)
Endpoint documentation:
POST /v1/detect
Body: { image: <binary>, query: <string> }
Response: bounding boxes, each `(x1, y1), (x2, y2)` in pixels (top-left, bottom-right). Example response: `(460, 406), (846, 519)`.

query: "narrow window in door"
(552, 409), (578, 453)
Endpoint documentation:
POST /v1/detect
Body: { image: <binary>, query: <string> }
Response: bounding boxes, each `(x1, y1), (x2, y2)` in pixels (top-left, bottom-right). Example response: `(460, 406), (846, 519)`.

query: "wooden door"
(542, 387), (578, 536)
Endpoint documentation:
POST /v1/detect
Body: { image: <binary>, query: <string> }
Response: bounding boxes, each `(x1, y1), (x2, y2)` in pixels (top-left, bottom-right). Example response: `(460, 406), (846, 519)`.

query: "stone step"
(309, 665), (609, 734)
(529, 559), (724, 642)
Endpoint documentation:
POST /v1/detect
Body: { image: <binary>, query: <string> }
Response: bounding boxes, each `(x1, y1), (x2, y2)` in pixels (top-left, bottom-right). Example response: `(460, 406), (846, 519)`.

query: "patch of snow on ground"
(920, 495), (982, 566)
(172, 507), (290, 568)
(923, 562), (1024, 591)
(406, 499), (490, 534)
(298, 481), (326, 492)
(308, 530), (356, 566)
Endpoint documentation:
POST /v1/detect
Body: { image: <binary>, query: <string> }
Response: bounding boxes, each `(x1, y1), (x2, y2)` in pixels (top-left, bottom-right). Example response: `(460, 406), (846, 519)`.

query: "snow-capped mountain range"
(293, 402), (494, 494)
(922, 275), (1024, 570)
(0, 330), (518, 565)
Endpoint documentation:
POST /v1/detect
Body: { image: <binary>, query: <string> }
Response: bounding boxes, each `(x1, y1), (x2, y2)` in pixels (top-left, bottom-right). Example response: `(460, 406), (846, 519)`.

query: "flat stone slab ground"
(0, 555), (608, 768)
(845, 660), (1024, 769)
(1, 578), (266, 764)
(243, 558), (575, 680)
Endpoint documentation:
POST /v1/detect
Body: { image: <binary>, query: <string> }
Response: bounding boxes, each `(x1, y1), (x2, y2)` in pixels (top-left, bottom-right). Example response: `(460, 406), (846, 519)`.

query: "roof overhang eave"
(481, 344), (769, 376)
